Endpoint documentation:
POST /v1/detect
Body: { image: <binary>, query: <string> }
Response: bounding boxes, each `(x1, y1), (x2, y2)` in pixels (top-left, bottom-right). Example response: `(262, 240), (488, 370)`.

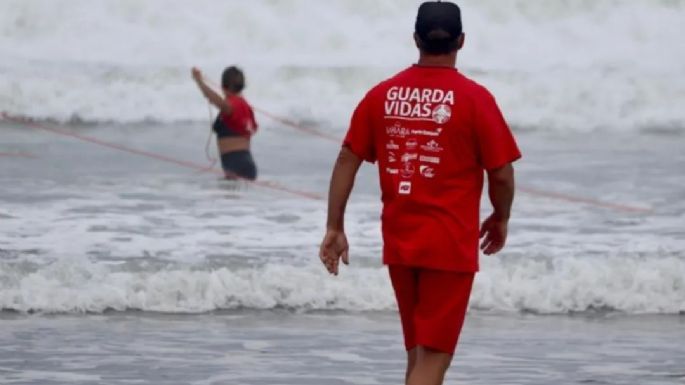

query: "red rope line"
(0, 112), (323, 201)
(517, 186), (652, 214)
(0, 152), (37, 159)
(252, 107), (341, 142)
(252, 108), (653, 214)
(1, 109), (653, 213)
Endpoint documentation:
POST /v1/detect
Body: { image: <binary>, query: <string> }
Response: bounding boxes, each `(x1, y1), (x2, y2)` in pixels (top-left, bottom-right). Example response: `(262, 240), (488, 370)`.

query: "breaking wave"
(2, 253), (683, 314)
(0, 0), (684, 133)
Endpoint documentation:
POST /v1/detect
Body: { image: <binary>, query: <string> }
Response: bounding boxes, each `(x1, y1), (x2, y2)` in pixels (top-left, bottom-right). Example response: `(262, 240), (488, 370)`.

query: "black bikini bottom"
(220, 150), (257, 181)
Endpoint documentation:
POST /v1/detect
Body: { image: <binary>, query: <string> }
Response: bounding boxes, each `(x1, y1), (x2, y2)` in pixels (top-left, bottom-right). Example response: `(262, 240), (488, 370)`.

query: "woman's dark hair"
(221, 66), (245, 93)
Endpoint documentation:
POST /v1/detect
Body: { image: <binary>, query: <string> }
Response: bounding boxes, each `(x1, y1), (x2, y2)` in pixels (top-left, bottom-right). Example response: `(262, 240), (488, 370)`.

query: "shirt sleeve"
(342, 92), (377, 163)
(473, 89), (521, 170)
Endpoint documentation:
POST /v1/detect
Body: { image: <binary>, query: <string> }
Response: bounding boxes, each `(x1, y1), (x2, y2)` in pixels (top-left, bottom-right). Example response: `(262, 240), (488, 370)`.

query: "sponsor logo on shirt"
(401, 163), (415, 178)
(386, 140), (400, 150)
(420, 165), (436, 178)
(421, 140), (443, 153)
(401, 153), (418, 163)
(405, 138), (418, 150)
(411, 128), (443, 137)
(386, 123), (410, 138)
(384, 87), (455, 122)
(398, 181), (412, 195)
(420, 155), (441, 164)
(388, 151), (397, 163)
(386, 167), (399, 175)
(432, 104), (452, 124)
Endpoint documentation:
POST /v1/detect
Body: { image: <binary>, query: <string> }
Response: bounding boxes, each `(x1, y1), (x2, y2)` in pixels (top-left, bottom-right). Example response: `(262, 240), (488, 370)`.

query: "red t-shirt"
(343, 65), (521, 272)
(221, 95), (258, 137)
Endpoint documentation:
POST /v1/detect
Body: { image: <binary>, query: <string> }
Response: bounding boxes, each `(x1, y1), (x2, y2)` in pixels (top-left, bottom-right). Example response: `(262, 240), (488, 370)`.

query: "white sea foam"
(1, 134), (684, 315)
(0, 0), (684, 132)
(1, 253), (683, 314)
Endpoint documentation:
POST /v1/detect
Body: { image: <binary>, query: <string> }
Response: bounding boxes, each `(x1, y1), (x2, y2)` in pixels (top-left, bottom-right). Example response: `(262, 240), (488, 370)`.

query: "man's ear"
(457, 33), (466, 50)
(413, 32), (422, 49)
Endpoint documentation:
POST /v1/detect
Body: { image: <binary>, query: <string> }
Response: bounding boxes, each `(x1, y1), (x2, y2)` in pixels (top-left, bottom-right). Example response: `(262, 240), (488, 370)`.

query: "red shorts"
(388, 265), (475, 355)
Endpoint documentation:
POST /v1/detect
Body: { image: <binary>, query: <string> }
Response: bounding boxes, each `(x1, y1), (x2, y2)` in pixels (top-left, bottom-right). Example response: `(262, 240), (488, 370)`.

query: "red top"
(221, 95), (258, 137)
(343, 65), (521, 272)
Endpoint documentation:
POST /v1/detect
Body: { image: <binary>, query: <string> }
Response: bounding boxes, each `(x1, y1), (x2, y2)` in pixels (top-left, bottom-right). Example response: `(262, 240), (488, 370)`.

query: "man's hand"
(480, 213), (508, 255)
(191, 67), (203, 83)
(319, 229), (350, 275)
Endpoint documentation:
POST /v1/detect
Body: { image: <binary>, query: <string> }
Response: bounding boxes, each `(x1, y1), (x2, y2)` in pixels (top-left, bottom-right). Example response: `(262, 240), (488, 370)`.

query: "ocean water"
(2, 312), (684, 385)
(1, 0), (684, 132)
(1, 1), (685, 384)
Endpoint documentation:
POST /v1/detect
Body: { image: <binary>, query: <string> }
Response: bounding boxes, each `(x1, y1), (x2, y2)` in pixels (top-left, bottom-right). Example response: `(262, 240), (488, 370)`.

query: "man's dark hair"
(415, 1), (463, 55)
(222, 66), (245, 93)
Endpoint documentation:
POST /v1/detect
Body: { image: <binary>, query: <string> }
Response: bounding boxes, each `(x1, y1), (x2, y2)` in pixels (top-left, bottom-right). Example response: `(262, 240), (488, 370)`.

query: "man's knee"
(406, 348), (419, 382)
(417, 345), (453, 371)
(407, 347), (419, 368)
(407, 346), (454, 385)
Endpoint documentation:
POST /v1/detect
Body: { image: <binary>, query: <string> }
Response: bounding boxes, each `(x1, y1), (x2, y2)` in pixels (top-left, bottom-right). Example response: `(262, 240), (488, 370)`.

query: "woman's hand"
(191, 67), (203, 83)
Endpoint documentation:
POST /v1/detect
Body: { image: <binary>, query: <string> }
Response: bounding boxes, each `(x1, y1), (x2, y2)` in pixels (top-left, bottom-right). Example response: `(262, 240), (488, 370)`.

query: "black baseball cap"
(415, 1), (462, 53)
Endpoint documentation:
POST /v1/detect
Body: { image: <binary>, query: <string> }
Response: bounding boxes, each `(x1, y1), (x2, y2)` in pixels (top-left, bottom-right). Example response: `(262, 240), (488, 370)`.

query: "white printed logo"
(421, 140), (443, 153)
(401, 153), (418, 163)
(411, 127), (443, 137)
(401, 163), (415, 178)
(398, 181), (412, 195)
(405, 138), (418, 150)
(386, 123), (410, 138)
(386, 167), (399, 175)
(420, 165), (435, 178)
(420, 155), (441, 164)
(388, 151), (397, 163)
(386, 140), (400, 150)
(384, 87), (455, 122)
(432, 104), (452, 124)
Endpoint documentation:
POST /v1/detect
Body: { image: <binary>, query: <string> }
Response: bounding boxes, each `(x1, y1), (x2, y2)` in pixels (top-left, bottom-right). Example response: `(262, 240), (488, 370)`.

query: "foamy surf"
(1, 125), (683, 315)
(1, 253), (683, 314)
(1, 0), (684, 133)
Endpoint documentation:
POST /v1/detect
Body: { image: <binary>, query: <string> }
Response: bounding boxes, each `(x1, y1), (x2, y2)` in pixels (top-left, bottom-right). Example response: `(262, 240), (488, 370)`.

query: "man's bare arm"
(191, 67), (232, 115)
(480, 163), (515, 255)
(487, 163), (515, 220)
(326, 147), (363, 231)
(319, 147), (363, 275)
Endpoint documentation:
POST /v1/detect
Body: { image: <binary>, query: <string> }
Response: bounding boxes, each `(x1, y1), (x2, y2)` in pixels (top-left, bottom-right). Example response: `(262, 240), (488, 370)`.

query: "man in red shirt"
(319, 2), (521, 384)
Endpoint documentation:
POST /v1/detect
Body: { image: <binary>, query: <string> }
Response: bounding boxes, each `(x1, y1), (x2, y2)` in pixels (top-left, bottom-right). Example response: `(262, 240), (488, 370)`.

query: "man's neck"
(417, 53), (457, 68)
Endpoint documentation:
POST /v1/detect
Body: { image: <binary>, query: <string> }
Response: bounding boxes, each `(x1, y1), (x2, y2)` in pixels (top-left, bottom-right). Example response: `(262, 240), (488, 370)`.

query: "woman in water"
(192, 66), (258, 180)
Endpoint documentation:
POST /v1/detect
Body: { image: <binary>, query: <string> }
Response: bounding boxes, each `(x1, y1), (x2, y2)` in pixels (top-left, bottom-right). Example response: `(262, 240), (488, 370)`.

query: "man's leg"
(407, 269), (475, 385)
(407, 346), (453, 385)
(388, 265), (419, 384)
(405, 347), (418, 383)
